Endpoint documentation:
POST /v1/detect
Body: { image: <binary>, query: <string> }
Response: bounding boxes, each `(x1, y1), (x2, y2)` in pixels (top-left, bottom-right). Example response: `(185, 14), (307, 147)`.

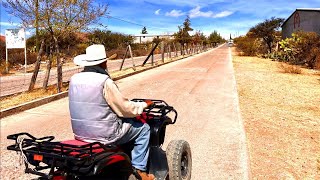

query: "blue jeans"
(116, 120), (150, 171)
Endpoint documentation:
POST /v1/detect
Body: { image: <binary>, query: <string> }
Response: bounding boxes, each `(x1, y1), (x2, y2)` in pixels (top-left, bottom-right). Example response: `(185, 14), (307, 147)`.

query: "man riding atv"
(69, 44), (155, 180)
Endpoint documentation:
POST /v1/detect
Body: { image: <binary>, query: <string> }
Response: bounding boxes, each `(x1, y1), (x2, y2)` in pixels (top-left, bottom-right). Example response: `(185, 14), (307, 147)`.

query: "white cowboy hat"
(74, 44), (108, 66)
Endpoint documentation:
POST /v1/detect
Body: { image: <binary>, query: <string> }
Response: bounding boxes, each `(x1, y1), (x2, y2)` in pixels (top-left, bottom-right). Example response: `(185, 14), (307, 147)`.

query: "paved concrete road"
(0, 53), (167, 97)
(0, 45), (249, 179)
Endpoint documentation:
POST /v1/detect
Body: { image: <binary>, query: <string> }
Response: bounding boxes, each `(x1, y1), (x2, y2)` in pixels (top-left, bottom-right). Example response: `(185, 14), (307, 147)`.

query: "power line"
(104, 15), (145, 27)
(103, 15), (172, 32)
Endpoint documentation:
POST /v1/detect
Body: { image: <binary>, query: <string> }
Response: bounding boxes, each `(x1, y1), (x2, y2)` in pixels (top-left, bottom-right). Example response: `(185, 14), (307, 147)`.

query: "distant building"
(132, 34), (173, 44)
(282, 8), (320, 39)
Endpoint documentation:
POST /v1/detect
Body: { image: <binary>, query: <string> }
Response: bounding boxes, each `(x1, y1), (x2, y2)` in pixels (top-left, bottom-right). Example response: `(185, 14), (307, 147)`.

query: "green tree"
(208, 30), (224, 45)
(141, 27), (148, 34)
(278, 31), (320, 68)
(174, 16), (193, 55)
(192, 31), (204, 44)
(249, 17), (284, 53)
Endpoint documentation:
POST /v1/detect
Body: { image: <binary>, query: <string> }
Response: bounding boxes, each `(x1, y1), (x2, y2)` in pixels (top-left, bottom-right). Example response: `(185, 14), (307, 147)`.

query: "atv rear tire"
(166, 140), (192, 180)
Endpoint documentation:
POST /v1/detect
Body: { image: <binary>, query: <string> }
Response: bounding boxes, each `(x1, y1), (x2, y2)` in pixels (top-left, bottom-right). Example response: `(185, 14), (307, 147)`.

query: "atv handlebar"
(132, 99), (177, 124)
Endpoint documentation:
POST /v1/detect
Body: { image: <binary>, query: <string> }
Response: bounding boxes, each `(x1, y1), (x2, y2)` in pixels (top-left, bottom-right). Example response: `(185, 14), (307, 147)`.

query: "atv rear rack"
(7, 133), (131, 178)
(7, 132), (118, 162)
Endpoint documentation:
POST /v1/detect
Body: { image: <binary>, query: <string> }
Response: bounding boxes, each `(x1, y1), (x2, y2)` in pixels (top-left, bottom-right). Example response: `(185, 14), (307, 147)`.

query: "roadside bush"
(5, 49), (38, 65)
(278, 63), (302, 74)
(133, 48), (149, 57)
(0, 61), (10, 74)
(88, 30), (133, 51)
(278, 31), (320, 69)
(0, 41), (5, 61)
(234, 36), (259, 56)
(107, 48), (127, 59)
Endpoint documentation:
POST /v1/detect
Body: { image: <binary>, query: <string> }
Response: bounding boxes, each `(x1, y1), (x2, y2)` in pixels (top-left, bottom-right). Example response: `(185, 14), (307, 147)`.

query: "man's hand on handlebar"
(144, 100), (154, 108)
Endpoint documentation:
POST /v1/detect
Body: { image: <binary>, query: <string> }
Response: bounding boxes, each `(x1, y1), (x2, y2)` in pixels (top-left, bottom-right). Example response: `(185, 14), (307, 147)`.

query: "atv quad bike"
(7, 99), (192, 180)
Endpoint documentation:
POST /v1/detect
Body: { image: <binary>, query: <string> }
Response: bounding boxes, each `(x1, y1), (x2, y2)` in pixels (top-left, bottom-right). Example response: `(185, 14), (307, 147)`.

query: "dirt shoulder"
(232, 51), (320, 179)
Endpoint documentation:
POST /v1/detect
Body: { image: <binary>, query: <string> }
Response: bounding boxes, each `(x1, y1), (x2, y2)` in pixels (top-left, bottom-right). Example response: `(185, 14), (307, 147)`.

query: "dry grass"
(0, 84), (69, 110)
(232, 54), (320, 179)
(278, 63), (302, 74)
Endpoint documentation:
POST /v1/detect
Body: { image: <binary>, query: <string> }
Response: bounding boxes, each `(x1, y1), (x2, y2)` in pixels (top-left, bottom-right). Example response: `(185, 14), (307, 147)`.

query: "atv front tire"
(166, 140), (192, 180)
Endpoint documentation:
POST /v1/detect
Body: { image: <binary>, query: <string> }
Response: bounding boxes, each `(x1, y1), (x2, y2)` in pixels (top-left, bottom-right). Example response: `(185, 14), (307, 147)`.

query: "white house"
(132, 34), (174, 44)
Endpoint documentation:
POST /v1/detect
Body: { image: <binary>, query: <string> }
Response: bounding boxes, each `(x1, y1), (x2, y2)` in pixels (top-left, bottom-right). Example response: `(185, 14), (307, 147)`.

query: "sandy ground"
(232, 52), (320, 179)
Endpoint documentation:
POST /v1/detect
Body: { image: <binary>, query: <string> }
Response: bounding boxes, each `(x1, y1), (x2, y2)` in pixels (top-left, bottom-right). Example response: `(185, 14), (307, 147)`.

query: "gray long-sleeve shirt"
(103, 78), (148, 118)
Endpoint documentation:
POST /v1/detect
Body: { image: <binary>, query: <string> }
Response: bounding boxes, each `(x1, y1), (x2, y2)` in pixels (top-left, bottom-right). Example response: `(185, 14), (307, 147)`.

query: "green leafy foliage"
(173, 16), (193, 45)
(192, 31), (208, 45)
(249, 17), (284, 53)
(208, 31), (225, 45)
(278, 31), (320, 69)
(234, 36), (261, 56)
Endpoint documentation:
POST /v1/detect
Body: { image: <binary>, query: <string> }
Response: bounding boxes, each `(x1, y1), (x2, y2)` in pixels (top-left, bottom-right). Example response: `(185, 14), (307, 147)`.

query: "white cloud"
(188, 6), (233, 18)
(189, 6), (213, 18)
(165, 7), (233, 19)
(155, 9), (161, 15)
(165, 10), (185, 17)
(213, 11), (233, 18)
(144, 0), (219, 7)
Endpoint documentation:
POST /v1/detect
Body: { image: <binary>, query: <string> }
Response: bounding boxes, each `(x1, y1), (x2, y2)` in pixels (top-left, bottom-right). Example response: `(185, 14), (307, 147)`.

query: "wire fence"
(0, 43), (214, 98)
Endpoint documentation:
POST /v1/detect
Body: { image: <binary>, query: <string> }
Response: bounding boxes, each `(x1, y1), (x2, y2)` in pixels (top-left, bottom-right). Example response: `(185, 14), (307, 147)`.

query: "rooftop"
(282, 8), (320, 27)
(296, 8), (320, 11)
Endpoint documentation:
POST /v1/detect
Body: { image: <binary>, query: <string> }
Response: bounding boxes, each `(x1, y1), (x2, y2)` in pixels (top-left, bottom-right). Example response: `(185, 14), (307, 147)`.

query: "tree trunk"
(151, 43), (154, 66)
(28, 40), (45, 91)
(128, 45), (135, 71)
(54, 36), (62, 93)
(173, 43), (177, 57)
(268, 42), (272, 53)
(43, 44), (53, 89)
(35, 0), (40, 52)
(43, 60), (52, 89)
(169, 44), (171, 59)
(161, 41), (164, 63)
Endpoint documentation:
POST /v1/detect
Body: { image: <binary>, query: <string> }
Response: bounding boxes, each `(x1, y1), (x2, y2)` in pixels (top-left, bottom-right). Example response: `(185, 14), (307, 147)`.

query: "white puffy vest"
(69, 72), (124, 144)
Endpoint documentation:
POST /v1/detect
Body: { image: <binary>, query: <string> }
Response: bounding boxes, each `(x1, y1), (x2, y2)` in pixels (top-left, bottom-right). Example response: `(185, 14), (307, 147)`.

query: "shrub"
(0, 41), (5, 61)
(278, 31), (320, 69)
(0, 60), (10, 74)
(278, 63), (302, 74)
(234, 36), (259, 56)
(4, 49), (38, 66)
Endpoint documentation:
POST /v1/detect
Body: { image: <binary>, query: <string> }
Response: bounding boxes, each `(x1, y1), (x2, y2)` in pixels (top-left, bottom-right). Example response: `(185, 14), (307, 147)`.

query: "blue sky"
(1, 0), (319, 39)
